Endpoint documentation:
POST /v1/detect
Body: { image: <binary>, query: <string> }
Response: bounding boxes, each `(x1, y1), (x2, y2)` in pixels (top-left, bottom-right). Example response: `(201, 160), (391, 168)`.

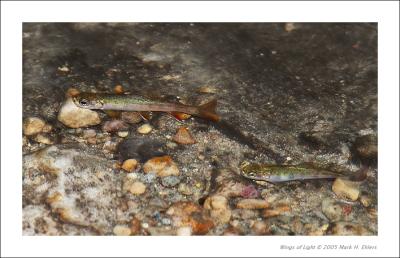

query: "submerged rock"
(23, 144), (122, 235)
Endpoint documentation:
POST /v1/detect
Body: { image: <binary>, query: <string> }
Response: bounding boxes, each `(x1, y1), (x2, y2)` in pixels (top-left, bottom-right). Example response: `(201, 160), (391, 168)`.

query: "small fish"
(240, 161), (367, 184)
(72, 92), (220, 122)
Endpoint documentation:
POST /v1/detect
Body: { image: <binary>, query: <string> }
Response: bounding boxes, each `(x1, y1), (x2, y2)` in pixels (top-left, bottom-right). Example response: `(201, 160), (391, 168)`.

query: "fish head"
(239, 161), (272, 180)
(72, 93), (104, 109)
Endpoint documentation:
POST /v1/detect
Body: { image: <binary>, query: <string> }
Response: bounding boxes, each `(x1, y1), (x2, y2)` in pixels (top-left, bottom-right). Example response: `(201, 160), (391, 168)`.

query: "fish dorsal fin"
(139, 111), (152, 121)
(168, 112), (191, 122)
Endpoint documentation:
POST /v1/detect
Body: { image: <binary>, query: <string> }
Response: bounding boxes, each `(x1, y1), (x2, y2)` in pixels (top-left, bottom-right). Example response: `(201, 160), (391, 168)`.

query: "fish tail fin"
(349, 165), (369, 182)
(197, 99), (220, 122)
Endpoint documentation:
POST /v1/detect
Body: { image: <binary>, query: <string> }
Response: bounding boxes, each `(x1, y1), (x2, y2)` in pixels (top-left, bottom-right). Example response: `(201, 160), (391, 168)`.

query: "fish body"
(72, 93), (220, 122)
(240, 162), (344, 183)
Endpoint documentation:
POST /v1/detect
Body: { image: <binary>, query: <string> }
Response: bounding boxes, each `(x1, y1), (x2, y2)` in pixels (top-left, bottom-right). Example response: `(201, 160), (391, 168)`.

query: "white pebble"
(137, 124), (152, 134)
(176, 226), (192, 236)
(117, 131), (129, 138)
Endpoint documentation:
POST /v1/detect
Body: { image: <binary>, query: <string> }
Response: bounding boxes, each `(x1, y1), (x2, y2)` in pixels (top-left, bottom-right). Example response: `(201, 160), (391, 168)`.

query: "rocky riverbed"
(23, 23), (377, 235)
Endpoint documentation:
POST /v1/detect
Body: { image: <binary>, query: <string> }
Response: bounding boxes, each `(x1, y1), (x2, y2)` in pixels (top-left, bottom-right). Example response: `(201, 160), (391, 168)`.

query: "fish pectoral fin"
(168, 112), (191, 122)
(139, 111), (153, 121)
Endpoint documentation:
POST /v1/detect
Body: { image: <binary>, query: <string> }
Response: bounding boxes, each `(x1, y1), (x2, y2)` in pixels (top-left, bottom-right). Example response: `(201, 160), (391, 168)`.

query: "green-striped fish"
(72, 92), (220, 122)
(240, 161), (366, 183)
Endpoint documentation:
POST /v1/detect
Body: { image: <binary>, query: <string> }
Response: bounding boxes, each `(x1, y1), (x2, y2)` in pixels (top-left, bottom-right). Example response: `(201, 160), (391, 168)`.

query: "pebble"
(332, 178), (360, 201)
(103, 140), (119, 153)
(359, 195), (372, 207)
(161, 218), (171, 225)
(23, 117), (46, 136)
(166, 141), (178, 149)
(251, 220), (268, 235)
(137, 124), (153, 134)
(321, 198), (343, 221)
(117, 131), (129, 138)
(130, 218), (141, 235)
(114, 85), (124, 94)
(33, 134), (53, 145)
(121, 159), (138, 172)
(204, 195), (228, 210)
(306, 223), (329, 236)
(178, 183), (193, 195)
(82, 129), (97, 139)
(236, 199), (269, 209)
(102, 120), (129, 133)
(262, 203), (291, 218)
(42, 124), (53, 133)
(166, 202), (214, 235)
(176, 226), (192, 236)
(113, 225), (131, 236)
(285, 23), (296, 32)
(57, 97), (101, 128)
(121, 112), (142, 124)
(160, 176), (181, 187)
(87, 137), (97, 145)
(197, 85), (217, 94)
(173, 127), (196, 145)
(66, 87), (80, 97)
(143, 156), (180, 177)
(204, 195), (231, 224)
(123, 180), (146, 195)
(329, 222), (372, 235)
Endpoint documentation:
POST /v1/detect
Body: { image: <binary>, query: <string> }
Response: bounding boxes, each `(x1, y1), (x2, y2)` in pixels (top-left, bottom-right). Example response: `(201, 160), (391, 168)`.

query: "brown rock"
(251, 220), (269, 235)
(332, 178), (360, 201)
(263, 203), (291, 218)
(33, 134), (53, 145)
(143, 156), (179, 177)
(237, 199), (269, 209)
(130, 218), (141, 235)
(113, 225), (131, 236)
(173, 127), (196, 144)
(329, 222), (373, 236)
(121, 112), (143, 124)
(57, 98), (101, 128)
(166, 202), (214, 235)
(114, 85), (124, 94)
(23, 117), (46, 136)
(66, 87), (80, 97)
(123, 180), (146, 195)
(121, 159), (138, 172)
(102, 120), (129, 133)
(204, 195), (231, 224)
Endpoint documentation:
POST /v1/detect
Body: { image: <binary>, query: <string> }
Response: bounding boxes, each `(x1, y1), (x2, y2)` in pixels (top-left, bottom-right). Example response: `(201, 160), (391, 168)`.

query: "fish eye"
(79, 99), (89, 106)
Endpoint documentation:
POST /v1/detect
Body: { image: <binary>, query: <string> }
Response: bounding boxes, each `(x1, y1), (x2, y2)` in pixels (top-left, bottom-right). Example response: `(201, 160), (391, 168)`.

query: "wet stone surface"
(23, 23), (377, 235)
